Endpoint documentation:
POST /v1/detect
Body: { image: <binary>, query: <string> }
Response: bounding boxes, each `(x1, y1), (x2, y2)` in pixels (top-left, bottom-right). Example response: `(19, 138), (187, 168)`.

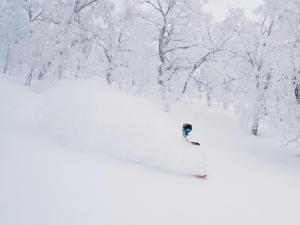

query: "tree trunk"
(38, 64), (47, 80)
(159, 84), (169, 112)
(3, 46), (10, 74)
(251, 117), (259, 136)
(158, 58), (170, 111)
(181, 69), (195, 96)
(106, 69), (112, 84)
(75, 62), (80, 78)
(295, 83), (300, 104)
(103, 48), (113, 85)
(25, 67), (34, 86)
(206, 87), (212, 107)
(58, 65), (63, 80)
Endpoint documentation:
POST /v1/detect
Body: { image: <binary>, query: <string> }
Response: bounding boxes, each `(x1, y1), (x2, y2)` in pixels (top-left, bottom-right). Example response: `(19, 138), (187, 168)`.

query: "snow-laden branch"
(74, 0), (100, 14)
(163, 44), (199, 55)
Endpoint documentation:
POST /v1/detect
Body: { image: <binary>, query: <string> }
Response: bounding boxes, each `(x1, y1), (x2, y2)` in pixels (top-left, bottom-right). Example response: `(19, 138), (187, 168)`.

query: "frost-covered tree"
(3, 0), (300, 151)
(135, 0), (205, 108)
(264, 0), (300, 148)
(224, 6), (280, 135)
(178, 12), (235, 106)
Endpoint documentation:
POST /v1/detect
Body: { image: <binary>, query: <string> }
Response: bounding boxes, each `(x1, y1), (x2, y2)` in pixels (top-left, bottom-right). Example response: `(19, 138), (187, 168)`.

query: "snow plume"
(41, 79), (206, 175)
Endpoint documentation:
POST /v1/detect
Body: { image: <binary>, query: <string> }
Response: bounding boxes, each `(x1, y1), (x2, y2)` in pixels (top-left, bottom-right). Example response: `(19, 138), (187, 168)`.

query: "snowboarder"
(182, 123), (200, 146)
(182, 123), (207, 179)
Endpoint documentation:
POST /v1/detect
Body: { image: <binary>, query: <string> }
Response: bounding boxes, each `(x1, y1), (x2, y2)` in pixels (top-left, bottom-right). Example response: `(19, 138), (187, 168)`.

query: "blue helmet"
(183, 123), (192, 136)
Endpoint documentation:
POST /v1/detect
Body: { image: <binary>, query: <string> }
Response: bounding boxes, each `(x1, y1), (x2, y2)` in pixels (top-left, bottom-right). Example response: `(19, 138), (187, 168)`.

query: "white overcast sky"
(203, 0), (263, 21)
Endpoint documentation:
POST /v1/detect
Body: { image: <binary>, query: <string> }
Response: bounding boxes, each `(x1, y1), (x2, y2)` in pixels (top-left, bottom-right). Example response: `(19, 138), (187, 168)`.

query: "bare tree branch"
(144, 0), (162, 14)
(31, 10), (44, 22)
(74, 0), (100, 14)
(165, 0), (175, 17)
(23, 1), (45, 23)
(163, 44), (199, 55)
(180, 48), (221, 95)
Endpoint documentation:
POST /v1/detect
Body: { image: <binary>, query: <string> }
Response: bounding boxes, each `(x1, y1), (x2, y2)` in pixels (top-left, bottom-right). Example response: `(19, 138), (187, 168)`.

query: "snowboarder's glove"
(191, 142), (200, 146)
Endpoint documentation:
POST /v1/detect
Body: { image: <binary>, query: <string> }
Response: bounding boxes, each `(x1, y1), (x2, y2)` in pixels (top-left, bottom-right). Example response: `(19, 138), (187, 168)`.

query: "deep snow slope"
(1, 77), (300, 225)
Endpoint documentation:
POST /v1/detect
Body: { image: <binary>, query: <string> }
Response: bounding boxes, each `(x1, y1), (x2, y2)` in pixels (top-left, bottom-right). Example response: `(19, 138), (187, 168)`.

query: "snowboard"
(194, 174), (207, 179)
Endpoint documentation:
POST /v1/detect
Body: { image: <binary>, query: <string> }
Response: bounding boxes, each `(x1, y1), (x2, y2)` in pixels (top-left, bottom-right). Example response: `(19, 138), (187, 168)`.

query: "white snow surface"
(1, 77), (300, 225)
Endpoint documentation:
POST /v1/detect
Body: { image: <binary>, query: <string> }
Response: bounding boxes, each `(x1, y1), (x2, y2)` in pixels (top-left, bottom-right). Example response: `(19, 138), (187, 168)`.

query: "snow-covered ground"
(1, 77), (300, 225)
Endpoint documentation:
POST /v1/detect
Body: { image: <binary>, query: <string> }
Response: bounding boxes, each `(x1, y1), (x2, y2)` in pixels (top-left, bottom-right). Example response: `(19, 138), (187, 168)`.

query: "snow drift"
(3, 77), (300, 225)
(41, 79), (206, 175)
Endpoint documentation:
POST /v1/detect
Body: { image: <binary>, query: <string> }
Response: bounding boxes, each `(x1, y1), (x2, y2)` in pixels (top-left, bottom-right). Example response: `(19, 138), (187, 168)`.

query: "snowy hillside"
(1, 77), (300, 225)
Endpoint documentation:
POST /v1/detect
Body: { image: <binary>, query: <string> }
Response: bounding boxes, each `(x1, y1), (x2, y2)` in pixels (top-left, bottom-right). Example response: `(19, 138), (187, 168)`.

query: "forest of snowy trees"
(1, 0), (300, 150)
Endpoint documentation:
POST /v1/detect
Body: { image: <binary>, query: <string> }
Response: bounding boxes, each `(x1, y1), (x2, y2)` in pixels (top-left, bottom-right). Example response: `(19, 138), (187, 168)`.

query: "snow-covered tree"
(224, 6), (280, 135)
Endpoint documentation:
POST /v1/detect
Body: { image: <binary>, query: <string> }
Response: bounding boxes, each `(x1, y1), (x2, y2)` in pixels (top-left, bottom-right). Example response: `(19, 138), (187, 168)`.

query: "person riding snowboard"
(182, 123), (200, 146)
(182, 123), (206, 179)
